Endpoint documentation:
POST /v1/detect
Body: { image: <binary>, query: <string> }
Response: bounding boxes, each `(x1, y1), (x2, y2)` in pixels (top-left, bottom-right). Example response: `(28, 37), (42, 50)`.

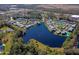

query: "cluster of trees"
(0, 33), (3, 45)
(27, 11), (42, 19)
(13, 11), (42, 20)
(9, 38), (64, 55)
(63, 35), (74, 49)
(6, 23), (25, 37)
(9, 38), (41, 55)
(65, 49), (79, 55)
(9, 42), (47, 55)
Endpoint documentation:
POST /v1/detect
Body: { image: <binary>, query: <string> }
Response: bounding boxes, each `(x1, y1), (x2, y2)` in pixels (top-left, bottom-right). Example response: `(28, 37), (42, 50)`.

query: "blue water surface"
(23, 23), (66, 48)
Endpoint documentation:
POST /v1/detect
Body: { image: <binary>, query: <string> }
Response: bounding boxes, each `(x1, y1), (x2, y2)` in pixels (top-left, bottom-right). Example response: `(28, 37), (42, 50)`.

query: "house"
(72, 24), (76, 28)
(7, 28), (14, 32)
(70, 15), (79, 21)
(61, 30), (67, 35)
(16, 18), (26, 22)
(71, 15), (79, 18)
(56, 30), (61, 34)
(68, 27), (74, 32)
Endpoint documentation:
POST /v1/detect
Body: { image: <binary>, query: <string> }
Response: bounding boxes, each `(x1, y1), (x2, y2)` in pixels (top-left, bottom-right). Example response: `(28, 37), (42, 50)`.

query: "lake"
(23, 23), (66, 48)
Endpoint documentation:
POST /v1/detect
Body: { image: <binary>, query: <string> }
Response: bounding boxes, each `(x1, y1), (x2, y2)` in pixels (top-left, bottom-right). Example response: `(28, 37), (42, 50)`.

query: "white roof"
(71, 15), (79, 18)
(61, 30), (66, 33)
(68, 27), (73, 31)
(72, 24), (76, 27)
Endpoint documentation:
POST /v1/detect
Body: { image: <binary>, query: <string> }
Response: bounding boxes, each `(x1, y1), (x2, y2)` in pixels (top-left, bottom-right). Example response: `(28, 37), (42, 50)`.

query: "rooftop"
(71, 15), (79, 18)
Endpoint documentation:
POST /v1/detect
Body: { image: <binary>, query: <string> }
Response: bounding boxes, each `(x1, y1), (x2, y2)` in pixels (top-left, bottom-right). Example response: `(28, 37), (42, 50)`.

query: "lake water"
(23, 23), (66, 48)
